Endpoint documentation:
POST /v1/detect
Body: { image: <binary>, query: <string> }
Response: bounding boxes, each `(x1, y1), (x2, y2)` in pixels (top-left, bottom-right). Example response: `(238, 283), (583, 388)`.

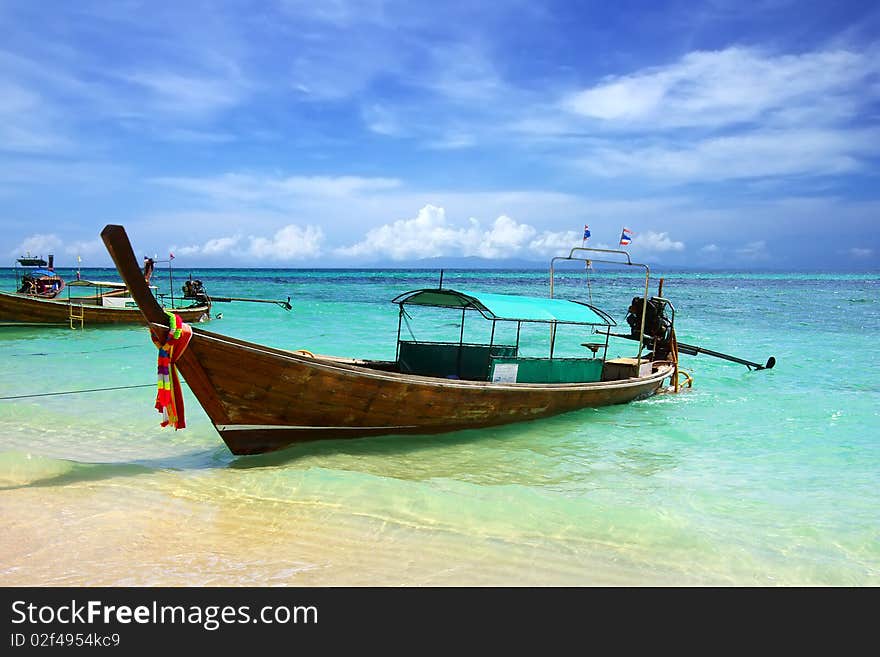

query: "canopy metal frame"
(549, 247), (652, 369)
(392, 286), (617, 366)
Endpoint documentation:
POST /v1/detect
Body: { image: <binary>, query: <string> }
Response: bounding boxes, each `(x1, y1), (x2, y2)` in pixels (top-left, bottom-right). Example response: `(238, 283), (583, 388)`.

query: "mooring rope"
(0, 383), (155, 401)
(9, 345), (143, 358)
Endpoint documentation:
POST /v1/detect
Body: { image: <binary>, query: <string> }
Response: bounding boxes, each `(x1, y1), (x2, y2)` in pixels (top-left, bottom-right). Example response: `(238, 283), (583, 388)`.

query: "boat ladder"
(69, 302), (84, 330)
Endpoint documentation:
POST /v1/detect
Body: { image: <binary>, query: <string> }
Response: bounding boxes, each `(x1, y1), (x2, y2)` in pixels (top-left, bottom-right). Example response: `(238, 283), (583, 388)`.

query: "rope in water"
(0, 384), (155, 401)
(10, 345), (142, 358)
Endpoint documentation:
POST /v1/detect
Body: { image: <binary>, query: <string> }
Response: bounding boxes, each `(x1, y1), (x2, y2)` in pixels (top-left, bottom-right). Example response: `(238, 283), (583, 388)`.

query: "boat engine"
(626, 297), (673, 359)
(18, 273), (36, 294)
(182, 277), (208, 302)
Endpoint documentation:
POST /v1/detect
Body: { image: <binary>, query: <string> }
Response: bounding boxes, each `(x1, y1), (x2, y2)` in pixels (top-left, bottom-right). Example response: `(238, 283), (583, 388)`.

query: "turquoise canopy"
(392, 288), (614, 326)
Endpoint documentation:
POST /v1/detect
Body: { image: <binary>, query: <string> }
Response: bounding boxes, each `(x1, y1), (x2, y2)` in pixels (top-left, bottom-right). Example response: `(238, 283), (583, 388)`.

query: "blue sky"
(1, 0), (878, 268)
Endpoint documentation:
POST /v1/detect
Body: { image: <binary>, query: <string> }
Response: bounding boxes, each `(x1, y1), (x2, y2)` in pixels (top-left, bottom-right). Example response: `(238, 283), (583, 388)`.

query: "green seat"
(489, 357), (603, 384)
(398, 341), (517, 380)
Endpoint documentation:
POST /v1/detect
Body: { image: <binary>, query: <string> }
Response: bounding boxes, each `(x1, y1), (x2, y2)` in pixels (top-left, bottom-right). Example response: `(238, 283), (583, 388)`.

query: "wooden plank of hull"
(177, 327), (673, 455)
(0, 291), (210, 325)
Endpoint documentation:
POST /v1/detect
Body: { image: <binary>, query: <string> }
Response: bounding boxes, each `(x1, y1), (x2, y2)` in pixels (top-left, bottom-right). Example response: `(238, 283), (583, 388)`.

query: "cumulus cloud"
(247, 224), (324, 260)
(335, 205), (589, 261)
(528, 230), (582, 256)
(170, 225), (324, 261)
(630, 231), (685, 253)
(173, 235), (242, 257)
(12, 233), (62, 257)
(10, 235), (102, 263)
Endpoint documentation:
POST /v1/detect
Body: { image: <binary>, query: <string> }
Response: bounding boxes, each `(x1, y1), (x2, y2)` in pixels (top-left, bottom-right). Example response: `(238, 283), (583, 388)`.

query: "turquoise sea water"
(1, 265), (878, 585)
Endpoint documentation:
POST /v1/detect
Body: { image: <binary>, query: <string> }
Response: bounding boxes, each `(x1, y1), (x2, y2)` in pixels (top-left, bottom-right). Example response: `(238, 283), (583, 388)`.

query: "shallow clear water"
(1, 266), (878, 585)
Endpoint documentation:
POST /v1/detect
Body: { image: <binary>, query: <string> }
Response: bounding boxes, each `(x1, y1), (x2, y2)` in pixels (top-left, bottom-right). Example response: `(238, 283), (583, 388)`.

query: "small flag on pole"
(583, 224), (591, 241)
(619, 227), (633, 246)
(169, 252), (175, 261)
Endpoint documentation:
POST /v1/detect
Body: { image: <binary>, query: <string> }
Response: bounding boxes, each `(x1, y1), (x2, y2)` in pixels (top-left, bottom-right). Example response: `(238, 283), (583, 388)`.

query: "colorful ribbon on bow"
(152, 311), (192, 429)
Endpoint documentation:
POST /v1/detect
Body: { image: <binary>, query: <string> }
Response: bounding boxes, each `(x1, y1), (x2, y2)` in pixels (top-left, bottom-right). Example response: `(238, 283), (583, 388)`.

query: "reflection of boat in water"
(102, 224), (679, 456)
(0, 254), (211, 328)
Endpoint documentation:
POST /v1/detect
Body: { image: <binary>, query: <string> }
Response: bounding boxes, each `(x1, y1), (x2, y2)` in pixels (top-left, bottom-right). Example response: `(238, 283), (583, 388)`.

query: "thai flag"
(619, 227), (633, 246)
(583, 225), (591, 240)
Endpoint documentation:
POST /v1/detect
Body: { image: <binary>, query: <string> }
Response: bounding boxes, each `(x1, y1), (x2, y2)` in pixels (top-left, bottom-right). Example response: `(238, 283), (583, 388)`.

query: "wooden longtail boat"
(0, 256), (211, 327)
(11, 254), (65, 299)
(0, 284), (211, 327)
(102, 224), (676, 455)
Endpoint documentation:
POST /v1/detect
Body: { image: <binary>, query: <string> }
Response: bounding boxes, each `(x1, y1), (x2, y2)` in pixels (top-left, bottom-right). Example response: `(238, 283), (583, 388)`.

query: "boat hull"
(0, 291), (210, 326)
(177, 326), (674, 455)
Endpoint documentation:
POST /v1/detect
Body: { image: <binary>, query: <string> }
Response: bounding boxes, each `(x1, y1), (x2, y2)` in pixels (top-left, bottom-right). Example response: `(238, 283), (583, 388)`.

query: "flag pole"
(582, 225), (593, 305)
(168, 253), (175, 309)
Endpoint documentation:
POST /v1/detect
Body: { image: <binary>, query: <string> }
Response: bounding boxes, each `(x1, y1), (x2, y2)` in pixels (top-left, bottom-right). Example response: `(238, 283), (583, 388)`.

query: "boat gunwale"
(0, 289), (210, 314)
(153, 321), (674, 392)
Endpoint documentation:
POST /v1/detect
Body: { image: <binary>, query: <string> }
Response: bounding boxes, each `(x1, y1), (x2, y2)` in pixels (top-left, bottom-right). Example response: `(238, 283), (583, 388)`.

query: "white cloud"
(247, 224), (324, 260)
(534, 45), (880, 185)
(171, 224), (324, 261)
(172, 224), (324, 261)
(362, 104), (404, 136)
(9, 235), (113, 265)
(425, 132), (477, 150)
(63, 239), (103, 258)
(849, 247), (874, 258)
(172, 235), (242, 257)
(0, 158), (127, 187)
(481, 215), (538, 257)
(579, 128), (877, 181)
(564, 47), (877, 130)
(203, 236), (241, 255)
(121, 71), (245, 117)
(335, 205), (585, 261)
(736, 240), (769, 260)
(151, 173), (402, 204)
(420, 42), (506, 103)
(700, 244), (719, 253)
(631, 231), (685, 253)
(528, 230), (582, 256)
(12, 233), (62, 257)
(0, 80), (71, 153)
(152, 128), (238, 143)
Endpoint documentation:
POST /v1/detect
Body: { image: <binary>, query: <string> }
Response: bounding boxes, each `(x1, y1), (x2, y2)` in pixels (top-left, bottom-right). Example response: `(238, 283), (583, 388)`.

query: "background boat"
(0, 285), (211, 327)
(12, 254), (65, 299)
(0, 255), (211, 327)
